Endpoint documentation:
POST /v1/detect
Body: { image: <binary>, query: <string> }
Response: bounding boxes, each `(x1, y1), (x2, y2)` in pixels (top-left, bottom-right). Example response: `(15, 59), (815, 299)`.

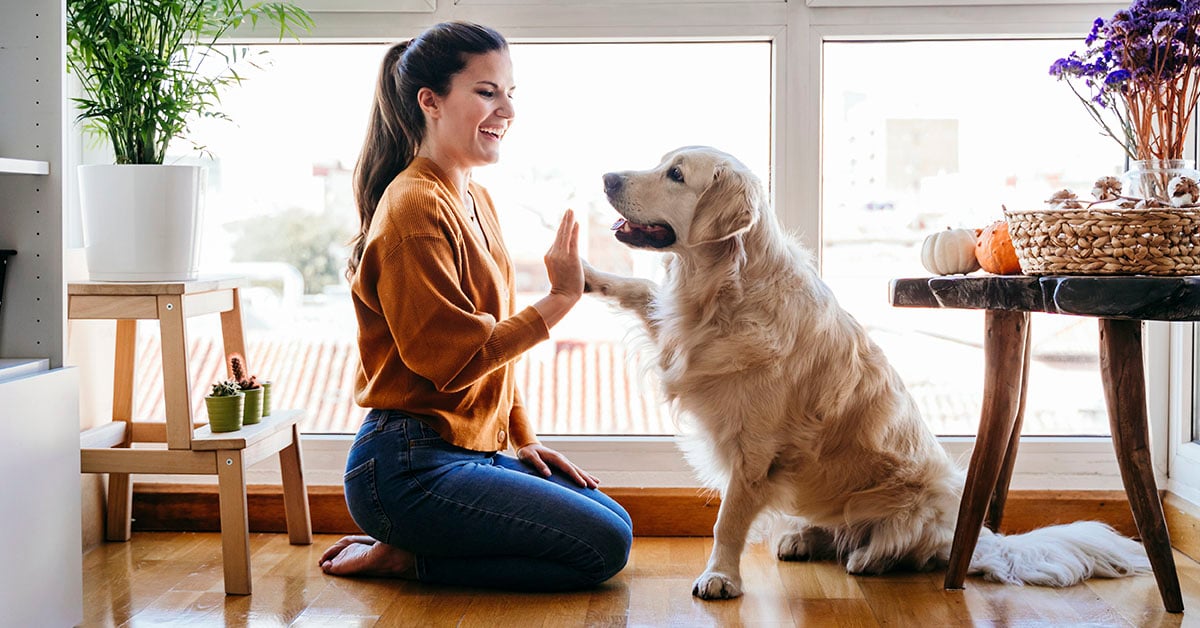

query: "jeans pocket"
(405, 417), (449, 449)
(344, 458), (393, 543)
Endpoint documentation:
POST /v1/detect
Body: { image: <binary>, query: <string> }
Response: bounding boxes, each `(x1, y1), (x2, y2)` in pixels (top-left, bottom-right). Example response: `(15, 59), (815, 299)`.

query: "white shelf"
(0, 157), (50, 175)
(0, 358), (50, 384)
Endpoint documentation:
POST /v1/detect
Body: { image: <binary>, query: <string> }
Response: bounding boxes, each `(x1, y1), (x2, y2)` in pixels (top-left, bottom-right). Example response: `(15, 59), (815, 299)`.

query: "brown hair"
(348, 21), (508, 278)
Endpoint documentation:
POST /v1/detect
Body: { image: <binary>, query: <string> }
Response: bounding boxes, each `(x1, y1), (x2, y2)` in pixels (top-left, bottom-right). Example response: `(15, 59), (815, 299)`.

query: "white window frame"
(1168, 322), (1200, 503)
(158, 1), (1174, 491)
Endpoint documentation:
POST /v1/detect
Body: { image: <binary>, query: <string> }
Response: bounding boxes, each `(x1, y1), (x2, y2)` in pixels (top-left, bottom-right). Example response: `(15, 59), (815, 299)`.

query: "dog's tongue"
(611, 218), (627, 231)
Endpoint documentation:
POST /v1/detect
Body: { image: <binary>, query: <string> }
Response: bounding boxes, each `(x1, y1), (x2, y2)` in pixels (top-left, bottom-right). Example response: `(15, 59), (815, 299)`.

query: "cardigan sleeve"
(364, 201), (549, 394)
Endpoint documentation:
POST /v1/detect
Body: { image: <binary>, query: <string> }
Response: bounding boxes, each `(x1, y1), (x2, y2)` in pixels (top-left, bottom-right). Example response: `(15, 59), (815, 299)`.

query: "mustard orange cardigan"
(351, 157), (549, 452)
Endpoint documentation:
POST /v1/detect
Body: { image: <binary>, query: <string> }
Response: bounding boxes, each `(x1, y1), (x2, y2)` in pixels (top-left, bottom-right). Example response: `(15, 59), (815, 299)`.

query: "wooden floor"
(83, 532), (1200, 627)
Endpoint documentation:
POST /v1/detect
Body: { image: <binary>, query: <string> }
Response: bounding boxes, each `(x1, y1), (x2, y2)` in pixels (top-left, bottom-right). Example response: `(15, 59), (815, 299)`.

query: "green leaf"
(66, 0), (313, 164)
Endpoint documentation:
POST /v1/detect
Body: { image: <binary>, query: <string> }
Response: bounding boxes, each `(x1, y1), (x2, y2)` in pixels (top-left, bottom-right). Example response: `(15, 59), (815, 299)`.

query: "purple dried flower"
(1087, 18), (1105, 44)
(1052, 0), (1200, 160)
(1106, 69), (1132, 84)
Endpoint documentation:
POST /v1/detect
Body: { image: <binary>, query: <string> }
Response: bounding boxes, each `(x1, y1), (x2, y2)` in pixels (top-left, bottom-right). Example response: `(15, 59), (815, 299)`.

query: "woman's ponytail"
(348, 41), (413, 278)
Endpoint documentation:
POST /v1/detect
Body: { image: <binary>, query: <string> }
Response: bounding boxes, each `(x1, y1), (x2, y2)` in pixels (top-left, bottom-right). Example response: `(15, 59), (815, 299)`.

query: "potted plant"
(205, 379), (244, 432)
(229, 353), (265, 424)
(67, 0), (311, 281)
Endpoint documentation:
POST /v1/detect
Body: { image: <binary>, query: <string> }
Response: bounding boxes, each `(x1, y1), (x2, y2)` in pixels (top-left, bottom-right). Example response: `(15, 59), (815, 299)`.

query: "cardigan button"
(497, 429), (506, 444)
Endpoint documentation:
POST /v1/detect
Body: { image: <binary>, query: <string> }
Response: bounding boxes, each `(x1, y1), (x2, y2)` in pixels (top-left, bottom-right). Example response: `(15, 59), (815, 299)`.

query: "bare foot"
(319, 535), (416, 578)
(318, 535), (374, 565)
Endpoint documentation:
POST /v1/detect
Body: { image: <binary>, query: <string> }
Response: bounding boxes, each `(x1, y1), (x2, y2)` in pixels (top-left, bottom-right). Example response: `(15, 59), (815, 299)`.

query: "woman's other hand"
(533, 209), (583, 327)
(517, 443), (600, 489)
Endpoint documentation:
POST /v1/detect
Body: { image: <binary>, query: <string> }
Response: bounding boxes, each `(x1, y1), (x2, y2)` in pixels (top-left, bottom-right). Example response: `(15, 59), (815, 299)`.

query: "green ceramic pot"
(261, 380), (273, 417)
(206, 392), (244, 433)
(242, 386), (264, 426)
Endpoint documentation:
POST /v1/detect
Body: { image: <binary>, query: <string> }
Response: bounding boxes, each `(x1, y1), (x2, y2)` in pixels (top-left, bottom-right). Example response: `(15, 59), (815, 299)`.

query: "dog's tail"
(967, 521), (1151, 586)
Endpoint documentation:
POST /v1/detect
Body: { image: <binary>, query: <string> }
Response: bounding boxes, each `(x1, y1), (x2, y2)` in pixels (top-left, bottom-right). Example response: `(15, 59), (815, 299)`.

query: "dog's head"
(603, 146), (762, 251)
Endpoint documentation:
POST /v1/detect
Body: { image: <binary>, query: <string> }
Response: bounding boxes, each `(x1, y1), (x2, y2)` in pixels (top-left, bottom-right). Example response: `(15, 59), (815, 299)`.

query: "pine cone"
(1169, 176), (1199, 207)
(1091, 176), (1121, 201)
(1047, 189), (1082, 209)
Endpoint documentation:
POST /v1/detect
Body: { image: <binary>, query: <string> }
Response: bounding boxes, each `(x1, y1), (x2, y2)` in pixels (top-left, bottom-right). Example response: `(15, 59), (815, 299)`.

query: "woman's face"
(422, 49), (515, 170)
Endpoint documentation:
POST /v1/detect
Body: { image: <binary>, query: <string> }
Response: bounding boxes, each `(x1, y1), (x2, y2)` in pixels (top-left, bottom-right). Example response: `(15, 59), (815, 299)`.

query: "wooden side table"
(73, 276), (312, 595)
(890, 274), (1193, 613)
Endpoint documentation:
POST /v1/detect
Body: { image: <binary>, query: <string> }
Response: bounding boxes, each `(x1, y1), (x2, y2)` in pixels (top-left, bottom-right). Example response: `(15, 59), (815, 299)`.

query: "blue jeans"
(343, 409), (633, 591)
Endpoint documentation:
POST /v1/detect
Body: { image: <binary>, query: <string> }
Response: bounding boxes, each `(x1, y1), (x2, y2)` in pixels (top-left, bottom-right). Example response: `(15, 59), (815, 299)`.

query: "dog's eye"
(667, 166), (685, 183)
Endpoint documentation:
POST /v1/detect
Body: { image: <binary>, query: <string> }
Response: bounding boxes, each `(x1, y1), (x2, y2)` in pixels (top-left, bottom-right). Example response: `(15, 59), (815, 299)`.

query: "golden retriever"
(583, 146), (1150, 600)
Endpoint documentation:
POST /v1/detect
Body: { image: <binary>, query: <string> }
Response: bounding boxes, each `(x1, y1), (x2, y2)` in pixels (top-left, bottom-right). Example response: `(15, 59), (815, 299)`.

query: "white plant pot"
(78, 164), (205, 282)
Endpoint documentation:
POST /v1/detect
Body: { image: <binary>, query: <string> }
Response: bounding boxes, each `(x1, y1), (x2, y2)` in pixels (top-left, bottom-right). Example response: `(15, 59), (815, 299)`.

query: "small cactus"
(229, 353), (261, 390)
(209, 380), (241, 397)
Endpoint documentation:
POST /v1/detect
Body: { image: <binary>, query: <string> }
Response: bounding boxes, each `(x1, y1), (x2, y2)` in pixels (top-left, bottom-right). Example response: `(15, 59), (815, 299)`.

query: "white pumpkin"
(920, 228), (981, 275)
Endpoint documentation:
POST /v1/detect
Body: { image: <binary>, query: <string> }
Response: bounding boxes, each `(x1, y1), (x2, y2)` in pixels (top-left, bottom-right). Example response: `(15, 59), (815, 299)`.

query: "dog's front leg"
(582, 261), (661, 341)
(693, 477), (769, 600)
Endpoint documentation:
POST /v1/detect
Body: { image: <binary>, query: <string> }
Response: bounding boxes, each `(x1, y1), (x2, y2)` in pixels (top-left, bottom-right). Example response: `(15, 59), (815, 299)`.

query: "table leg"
(220, 287), (248, 376)
(279, 423), (313, 545)
(217, 449), (252, 595)
(157, 295), (194, 450)
(1099, 318), (1182, 613)
(106, 320), (137, 542)
(985, 320), (1031, 532)
(945, 309), (1029, 590)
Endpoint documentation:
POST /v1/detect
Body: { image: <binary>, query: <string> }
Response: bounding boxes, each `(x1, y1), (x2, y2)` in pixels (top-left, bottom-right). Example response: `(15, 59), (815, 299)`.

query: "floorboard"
(81, 533), (1199, 627)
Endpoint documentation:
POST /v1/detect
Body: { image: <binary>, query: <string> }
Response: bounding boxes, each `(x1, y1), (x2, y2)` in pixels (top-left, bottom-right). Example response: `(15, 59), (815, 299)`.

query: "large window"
(92, 1), (1191, 491)
(134, 38), (1133, 441)
(822, 39), (1122, 436)
(136, 41), (772, 435)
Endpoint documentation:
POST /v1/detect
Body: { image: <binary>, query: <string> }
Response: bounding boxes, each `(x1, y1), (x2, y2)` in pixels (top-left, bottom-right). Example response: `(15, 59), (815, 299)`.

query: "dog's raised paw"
(691, 571), (742, 600)
(581, 263), (610, 296)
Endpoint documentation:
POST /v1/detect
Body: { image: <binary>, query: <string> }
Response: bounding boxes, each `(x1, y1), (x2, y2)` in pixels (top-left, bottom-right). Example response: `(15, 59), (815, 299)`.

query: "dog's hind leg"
(772, 516), (837, 562)
(843, 517), (935, 575)
(693, 477), (771, 600)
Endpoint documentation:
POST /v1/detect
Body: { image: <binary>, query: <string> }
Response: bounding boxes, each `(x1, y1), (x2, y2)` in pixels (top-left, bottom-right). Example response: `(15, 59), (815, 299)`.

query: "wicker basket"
(1005, 207), (1200, 275)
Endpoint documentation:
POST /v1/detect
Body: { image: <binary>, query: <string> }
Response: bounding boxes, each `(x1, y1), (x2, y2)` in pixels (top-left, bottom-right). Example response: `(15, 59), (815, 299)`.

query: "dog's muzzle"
(603, 172), (623, 198)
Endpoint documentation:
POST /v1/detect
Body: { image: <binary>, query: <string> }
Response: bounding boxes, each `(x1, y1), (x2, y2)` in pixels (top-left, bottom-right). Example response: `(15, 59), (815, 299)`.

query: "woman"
(318, 22), (633, 591)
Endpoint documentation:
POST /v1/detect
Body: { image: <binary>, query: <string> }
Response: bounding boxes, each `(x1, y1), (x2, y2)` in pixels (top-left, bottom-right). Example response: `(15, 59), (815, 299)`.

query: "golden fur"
(584, 146), (1149, 600)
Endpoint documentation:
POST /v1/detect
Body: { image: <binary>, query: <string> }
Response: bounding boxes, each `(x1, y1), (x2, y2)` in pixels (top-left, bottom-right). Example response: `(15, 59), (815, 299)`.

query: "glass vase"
(1119, 159), (1200, 205)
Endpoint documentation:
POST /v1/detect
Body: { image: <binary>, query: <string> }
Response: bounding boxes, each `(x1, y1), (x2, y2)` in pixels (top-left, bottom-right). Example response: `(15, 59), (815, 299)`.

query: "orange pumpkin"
(975, 220), (1022, 275)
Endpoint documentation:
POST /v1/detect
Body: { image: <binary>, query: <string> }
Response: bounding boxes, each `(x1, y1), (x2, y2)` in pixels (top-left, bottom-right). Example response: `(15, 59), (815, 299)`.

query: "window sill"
(127, 433), (1128, 491)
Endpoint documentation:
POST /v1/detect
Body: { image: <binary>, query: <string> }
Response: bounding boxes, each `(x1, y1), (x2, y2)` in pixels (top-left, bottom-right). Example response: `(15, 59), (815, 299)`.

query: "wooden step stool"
(74, 276), (312, 595)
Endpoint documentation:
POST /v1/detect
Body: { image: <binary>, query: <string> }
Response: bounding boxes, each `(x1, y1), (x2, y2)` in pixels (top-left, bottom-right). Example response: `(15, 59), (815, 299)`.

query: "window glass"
(136, 42), (771, 435)
(822, 40), (1118, 436)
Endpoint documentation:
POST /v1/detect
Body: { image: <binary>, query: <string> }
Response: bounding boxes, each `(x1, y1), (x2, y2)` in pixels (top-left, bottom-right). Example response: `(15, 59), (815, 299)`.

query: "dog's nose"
(603, 173), (623, 196)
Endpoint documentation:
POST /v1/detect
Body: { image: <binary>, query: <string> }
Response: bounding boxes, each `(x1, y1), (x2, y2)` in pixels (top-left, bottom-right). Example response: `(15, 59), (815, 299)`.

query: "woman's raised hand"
(545, 209), (583, 299)
(533, 210), (583, 328)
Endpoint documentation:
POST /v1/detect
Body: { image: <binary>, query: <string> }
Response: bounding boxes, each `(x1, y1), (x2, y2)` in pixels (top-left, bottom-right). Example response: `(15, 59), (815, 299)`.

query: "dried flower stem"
(1052, 1), (1200, 165)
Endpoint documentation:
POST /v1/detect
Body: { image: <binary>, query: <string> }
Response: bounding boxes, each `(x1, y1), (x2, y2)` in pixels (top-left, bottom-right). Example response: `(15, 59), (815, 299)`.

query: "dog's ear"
(689, 165), (759, 245)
